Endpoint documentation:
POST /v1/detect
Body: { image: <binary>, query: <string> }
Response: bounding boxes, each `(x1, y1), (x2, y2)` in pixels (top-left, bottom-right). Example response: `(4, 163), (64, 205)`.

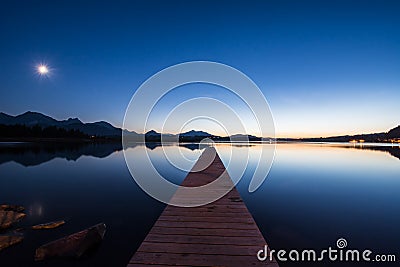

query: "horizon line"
(2, 110), (398, 140)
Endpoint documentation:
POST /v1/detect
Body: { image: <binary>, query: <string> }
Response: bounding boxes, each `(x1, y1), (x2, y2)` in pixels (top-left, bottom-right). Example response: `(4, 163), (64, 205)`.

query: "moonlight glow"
(37, 64), (49, 75)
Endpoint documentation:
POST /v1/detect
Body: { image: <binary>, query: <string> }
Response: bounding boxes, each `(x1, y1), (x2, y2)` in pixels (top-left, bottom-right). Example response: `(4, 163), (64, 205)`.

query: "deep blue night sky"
(0, 0), (399, 137)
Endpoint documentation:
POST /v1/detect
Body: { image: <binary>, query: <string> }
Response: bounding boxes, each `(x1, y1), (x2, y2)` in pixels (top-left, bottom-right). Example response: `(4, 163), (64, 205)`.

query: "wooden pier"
(128, 147), (278, 267)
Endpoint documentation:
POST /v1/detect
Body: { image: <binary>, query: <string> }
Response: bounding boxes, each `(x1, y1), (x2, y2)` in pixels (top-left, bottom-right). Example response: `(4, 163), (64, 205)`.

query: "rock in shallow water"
(32, 220), (66, 230)
(0, 234), (24, 252)
(0, 211), (26, 230)
(35, 223), (106, 261)
(0, 204), (25, 213)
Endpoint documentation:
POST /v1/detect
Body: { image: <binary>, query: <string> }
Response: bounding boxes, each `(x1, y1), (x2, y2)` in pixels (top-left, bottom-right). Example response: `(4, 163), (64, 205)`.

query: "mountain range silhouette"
(0, 111), (399, 142)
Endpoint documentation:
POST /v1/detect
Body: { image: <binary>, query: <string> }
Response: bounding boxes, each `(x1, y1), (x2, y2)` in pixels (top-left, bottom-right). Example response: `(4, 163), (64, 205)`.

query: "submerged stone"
(32, 220), (66, 230)
(0, 234), (24, 251)
(35, 223), (106, 261)
(0, 211), (26, 230)
(0, 204), (25, 213)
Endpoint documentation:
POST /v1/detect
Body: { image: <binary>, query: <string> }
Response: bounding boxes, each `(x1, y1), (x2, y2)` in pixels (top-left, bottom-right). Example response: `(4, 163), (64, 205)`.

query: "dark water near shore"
(0, 142), (399, 266)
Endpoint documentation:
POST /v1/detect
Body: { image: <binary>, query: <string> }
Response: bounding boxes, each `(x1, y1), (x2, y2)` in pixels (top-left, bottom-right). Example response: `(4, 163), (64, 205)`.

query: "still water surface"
(0, 142), (399, 266)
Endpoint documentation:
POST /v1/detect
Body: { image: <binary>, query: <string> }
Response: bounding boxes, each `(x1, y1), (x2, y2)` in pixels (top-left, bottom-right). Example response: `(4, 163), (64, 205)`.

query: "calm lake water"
(0, 142), (399, 266)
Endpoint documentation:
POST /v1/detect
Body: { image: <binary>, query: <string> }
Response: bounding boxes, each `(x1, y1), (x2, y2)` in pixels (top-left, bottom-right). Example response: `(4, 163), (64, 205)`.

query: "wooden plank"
(128, 147), (278, 267)
(153, 220), (257, 230)
(163, 205), (250, 213)
(137, 242), (265, 256)
(143, 234), (265, 246)
(130, 252), (278, 267)
(158, 215), (255, 223)
(128, 263), (187, 267)
(149, 226), (262, 237)
(164, 204), (249, 211)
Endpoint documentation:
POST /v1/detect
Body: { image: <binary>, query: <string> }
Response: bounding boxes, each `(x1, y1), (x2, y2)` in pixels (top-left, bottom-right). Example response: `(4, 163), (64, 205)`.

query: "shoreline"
(1, 138), (400, 146)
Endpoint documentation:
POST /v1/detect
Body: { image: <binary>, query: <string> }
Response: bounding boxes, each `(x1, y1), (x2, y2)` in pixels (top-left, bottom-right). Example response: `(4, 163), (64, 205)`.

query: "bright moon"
(37, 65), (49, 75)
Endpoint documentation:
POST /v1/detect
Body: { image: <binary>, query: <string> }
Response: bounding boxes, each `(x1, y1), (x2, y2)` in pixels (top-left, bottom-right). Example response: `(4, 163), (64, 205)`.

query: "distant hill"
(294, 126), (400, 143)
(229, 134), (262, 141)
(179, 130), (211, 137)
(0, 111), (122, 138)
(145, 130), (161, 137)
(143, 130), (211, 142)
(0, 111), (58, 126)
(387, 125), (400, 139)
(1, 111), (398, 143)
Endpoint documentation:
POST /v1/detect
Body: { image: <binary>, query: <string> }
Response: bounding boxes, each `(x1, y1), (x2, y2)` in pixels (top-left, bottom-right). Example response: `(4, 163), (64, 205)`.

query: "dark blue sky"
(0, 0), (399, 137)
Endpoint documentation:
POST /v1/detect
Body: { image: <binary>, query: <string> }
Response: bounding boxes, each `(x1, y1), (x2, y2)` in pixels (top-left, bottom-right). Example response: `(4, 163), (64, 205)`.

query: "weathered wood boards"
(128, 147), (278, 267)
